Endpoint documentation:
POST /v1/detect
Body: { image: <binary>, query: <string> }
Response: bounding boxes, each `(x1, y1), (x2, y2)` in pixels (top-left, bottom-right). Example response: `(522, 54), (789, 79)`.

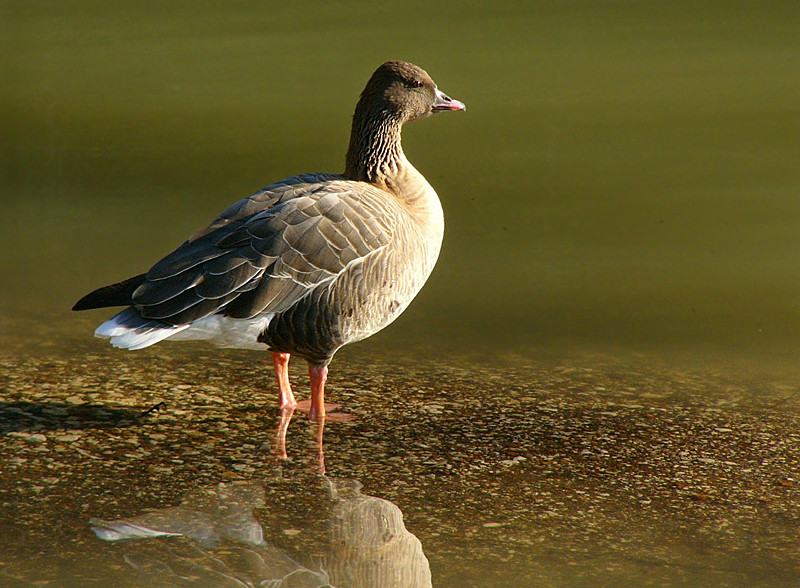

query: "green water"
(2, 2), (799, 586)
(2, 0), (798, 362)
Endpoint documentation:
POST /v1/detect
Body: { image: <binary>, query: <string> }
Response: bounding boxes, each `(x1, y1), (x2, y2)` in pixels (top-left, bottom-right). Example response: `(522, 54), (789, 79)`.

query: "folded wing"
(131, 175), (396, 327)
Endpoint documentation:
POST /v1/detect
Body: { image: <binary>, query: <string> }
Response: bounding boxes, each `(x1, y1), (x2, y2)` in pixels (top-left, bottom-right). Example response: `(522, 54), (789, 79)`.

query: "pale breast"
(257, 178), (444, 363)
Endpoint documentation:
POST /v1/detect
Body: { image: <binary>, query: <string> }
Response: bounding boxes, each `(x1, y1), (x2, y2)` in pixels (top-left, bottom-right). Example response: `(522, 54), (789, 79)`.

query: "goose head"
(355, 61), (466, 124)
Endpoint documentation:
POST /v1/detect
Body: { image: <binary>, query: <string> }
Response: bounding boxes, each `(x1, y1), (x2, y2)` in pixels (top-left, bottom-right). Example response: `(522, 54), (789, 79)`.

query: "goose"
(73, 61), (465, 420)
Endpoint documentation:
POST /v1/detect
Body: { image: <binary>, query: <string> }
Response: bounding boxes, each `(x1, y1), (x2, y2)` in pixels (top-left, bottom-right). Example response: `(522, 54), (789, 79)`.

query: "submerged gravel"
(1, 335), (799, 587)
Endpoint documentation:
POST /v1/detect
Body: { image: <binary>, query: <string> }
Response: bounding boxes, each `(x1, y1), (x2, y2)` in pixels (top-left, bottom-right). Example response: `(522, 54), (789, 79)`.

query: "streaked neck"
(344, 112), (404, 186)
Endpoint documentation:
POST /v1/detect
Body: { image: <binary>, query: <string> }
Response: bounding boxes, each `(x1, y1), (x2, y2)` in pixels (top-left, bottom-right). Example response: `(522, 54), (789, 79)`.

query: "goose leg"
(271, 352), (296, 409)
(296, 363), (351, 422)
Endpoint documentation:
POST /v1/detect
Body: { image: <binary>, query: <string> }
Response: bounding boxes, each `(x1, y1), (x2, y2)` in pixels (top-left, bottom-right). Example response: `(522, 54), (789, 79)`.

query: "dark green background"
(2, 1), (798, 367)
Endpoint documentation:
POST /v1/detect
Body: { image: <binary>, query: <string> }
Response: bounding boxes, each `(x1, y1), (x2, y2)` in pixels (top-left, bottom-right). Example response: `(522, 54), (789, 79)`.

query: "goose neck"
(344, 112), (405, 186)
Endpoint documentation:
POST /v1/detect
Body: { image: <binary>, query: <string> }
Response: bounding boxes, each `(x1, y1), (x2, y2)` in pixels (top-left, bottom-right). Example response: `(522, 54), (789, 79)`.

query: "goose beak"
(432, 88), (466, 112)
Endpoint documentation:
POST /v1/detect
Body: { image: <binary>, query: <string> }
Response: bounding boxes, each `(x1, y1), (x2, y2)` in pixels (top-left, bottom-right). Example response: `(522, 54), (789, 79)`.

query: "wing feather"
(134, 271), (202, 305)
(128, 176), (397, 326)
(194, 262), (262, 299)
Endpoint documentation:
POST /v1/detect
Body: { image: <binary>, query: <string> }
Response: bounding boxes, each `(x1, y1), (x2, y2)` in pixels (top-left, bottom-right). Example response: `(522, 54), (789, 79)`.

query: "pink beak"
(433, 87), (466, 112)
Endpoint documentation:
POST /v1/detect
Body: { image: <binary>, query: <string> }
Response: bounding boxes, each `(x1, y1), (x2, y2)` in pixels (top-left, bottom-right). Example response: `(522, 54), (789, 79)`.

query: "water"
(2, 1), (799, 586)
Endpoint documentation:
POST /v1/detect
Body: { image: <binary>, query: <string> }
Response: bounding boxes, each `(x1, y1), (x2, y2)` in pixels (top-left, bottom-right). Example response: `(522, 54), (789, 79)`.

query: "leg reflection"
(271, 407), (329, 474)
(312, 419), (325, 475)
(273, 406), (296, 460)
(272, 402), (355, 474)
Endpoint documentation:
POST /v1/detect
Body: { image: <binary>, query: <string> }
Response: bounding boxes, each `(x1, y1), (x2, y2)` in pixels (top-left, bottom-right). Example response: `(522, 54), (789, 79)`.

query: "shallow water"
(2, 1), (800, 586)
(1, 341), (800, 587)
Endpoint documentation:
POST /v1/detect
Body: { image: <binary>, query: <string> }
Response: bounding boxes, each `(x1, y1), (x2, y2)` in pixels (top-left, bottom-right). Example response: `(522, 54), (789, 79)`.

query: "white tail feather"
(95, 308), (189, 350)
(94, 308), (272, 351)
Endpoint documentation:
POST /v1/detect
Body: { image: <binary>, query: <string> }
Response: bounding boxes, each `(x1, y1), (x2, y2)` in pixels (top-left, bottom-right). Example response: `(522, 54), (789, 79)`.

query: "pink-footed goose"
(73, 61), (465, 420)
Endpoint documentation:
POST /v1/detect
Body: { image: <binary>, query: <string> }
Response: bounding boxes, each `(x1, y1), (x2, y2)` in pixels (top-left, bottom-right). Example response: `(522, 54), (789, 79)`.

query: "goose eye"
(408, 79), (423, 88)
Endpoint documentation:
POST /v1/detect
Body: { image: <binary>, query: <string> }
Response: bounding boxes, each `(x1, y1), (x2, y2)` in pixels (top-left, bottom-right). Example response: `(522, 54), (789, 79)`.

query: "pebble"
(10, 432), (48, 444)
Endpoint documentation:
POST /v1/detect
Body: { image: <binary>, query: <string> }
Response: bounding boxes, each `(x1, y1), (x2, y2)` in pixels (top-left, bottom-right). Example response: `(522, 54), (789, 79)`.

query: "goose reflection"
(273, 398), (354, 474)
(90, 413), (431, 587)
(273, 405), (330, 474)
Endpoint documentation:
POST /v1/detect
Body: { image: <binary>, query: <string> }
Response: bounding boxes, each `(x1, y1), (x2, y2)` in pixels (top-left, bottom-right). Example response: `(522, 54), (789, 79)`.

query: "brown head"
(346, 61), (465, 182)
(354, 61), (465, 124)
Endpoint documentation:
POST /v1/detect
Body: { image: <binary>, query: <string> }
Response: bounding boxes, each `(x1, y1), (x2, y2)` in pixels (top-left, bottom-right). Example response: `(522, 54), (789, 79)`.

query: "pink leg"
(308, 363), (328, 421)
(295, 364), (352, 422)
(271, 352), (296, 409)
